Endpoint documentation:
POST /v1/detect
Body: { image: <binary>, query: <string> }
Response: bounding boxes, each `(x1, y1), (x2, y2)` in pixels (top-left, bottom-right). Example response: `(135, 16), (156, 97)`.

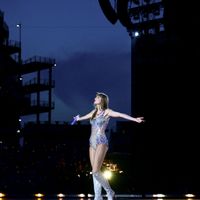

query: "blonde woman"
(73, 92), (144, 200)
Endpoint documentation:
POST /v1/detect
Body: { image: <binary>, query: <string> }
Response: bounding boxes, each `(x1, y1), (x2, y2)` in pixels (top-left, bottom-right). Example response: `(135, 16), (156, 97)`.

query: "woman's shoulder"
(104, 108), (113, 115)
(90, 109), (96, 114)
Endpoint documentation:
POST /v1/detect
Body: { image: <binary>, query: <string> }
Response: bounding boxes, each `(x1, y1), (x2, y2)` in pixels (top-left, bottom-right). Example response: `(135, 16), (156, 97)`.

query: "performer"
(72, 92), (144, 200)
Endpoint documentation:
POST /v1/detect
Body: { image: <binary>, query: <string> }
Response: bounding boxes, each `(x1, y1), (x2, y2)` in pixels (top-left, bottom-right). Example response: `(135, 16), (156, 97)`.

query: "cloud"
(53, 49), (132, 128)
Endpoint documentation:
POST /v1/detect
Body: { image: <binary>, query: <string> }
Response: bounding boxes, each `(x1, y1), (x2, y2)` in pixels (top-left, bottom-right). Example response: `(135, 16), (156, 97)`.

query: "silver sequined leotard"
(89, 111), (110, 150)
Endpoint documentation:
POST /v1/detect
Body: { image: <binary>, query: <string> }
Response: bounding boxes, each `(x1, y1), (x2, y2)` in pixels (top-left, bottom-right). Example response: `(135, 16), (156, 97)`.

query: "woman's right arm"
(75, 110), (95, 121)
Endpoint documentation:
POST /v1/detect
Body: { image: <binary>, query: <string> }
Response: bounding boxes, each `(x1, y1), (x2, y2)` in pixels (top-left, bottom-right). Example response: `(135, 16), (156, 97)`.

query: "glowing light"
(153, 194), (166, 198)
(57, 193), (65, 197)
(103, 170), (112, 180)
(185, 194), (195, 198)
(34, 193), (44, 197)
(134, 31), (139, 37)
(78, 194), (85, 197)
(88, 194), (93, 197)
(0, 193), (5, 197)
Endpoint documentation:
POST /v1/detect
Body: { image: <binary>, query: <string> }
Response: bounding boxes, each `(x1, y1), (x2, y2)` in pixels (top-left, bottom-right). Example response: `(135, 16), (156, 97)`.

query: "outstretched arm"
(107, 109), (144, 123)
(74, 109), (95, 122)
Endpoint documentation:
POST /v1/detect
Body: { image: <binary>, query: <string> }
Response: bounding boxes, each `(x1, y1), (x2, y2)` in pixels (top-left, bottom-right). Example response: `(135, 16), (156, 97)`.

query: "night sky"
(1, 1), (200, 193)
(0, 0), (132, 128)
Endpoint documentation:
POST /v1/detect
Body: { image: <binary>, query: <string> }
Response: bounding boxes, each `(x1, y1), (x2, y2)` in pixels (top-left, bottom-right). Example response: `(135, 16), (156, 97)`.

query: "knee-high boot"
(93, 171), (115, 200)
(93, 174), (103, 200)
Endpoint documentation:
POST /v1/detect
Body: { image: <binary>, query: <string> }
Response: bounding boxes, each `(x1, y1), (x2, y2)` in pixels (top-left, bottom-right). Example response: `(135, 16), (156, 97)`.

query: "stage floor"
(0, 197), (200, 200)
(1, 195), (200, 200)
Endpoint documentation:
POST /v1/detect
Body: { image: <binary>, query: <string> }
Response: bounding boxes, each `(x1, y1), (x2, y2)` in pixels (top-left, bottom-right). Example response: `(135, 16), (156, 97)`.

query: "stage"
(0, 193), (199, 200)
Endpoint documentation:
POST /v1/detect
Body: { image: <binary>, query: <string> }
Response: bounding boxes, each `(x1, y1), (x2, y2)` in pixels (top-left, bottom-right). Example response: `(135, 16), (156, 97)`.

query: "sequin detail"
(89, 111), (110, 150)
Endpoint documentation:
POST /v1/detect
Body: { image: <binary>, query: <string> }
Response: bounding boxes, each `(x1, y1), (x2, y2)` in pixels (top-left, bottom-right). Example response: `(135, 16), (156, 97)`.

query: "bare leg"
(89, 147), (103, 200)
(89, 146), (96, 167)
(92, 144), (115, 200)
(92, 144), (108, 172)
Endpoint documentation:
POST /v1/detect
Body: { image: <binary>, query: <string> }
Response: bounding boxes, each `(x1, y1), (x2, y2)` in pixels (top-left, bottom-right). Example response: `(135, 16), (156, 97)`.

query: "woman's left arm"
(107, 109), (144, 123)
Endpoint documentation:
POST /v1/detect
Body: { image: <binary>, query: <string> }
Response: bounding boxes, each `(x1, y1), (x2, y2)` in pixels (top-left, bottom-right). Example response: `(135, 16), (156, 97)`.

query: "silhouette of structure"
(98, 0), (199, 194)
(0, 10), (55, 136)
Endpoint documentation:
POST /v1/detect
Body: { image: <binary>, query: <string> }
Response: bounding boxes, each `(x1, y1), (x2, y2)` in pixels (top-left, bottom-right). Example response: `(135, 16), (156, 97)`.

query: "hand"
(71, 115), (80, 125)
(74, 114), (80, 121)
(135, 117), (145, 123)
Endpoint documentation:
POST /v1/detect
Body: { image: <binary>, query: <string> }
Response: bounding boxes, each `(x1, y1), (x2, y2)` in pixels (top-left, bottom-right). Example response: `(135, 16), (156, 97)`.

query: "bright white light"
(34, 193), (44, 197)
(57, 193), (65, 197)
(185, 194), (195, 198)
(78, 194), (85, 197)
(134, 31), (139, 37)
(153, 194), (166, 198)
(103, 170), (112, 180)
(17, 130), (20, 133)
(0, 193), (6, 197)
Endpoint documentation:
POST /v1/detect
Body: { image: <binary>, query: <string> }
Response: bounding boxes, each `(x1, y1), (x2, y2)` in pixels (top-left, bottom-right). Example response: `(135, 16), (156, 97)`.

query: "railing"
(24, 78), (55, 87)
(31, 100), (55, 108)
(3, 39), (20, 48)
(23, 56), (55, 65)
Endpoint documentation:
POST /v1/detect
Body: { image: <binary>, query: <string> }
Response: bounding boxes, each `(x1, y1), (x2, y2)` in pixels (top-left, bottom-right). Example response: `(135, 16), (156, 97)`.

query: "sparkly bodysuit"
(89, 111), (110, 150)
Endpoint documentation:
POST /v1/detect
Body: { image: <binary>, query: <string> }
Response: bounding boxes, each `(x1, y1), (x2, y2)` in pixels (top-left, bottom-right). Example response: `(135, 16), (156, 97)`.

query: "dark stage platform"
(1, 193), (199, 200)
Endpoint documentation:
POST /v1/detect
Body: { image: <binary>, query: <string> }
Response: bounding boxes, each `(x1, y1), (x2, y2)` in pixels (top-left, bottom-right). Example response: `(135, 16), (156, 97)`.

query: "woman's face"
(94, 95), (102, 105)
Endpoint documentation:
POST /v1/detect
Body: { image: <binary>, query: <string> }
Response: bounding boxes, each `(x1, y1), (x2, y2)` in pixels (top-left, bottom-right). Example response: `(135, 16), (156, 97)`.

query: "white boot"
(93, 172), (115, 200)
(93, 174), (103, 200)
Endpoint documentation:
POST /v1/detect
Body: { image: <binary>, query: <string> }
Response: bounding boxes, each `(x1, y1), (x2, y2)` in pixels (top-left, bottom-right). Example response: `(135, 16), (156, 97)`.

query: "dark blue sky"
(0, 1), (132, 128)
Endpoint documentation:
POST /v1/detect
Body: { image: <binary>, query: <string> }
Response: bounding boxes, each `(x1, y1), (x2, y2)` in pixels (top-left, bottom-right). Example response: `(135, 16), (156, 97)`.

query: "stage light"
(134, 31), (140, 37)
(78, 194), (85, 197)
(0, 193), (5, 197)
(88, 194), (93, 197)
(153, 194), (166, 198)
(103, 170), (112, 180)
(185, 194), (195, 198)
(34, 193), (44, 197)
(98, 0), (118, 24)
(57, 193), (65, 197)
